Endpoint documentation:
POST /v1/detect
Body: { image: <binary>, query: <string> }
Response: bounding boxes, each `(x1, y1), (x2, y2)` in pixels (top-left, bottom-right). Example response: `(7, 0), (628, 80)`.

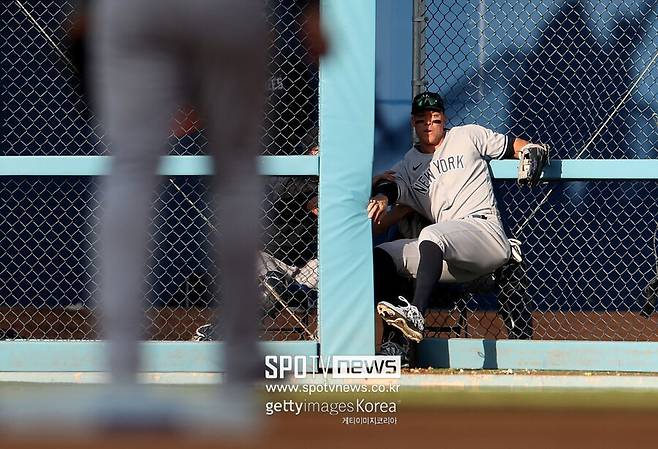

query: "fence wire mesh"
(0, 176), (319, 341)
(3, 0), (318, 156)
(417, 0), (658, 340)
(1, 0), (319, 341)
(4, 0), (658, 344)
(416, 0), (658, 159)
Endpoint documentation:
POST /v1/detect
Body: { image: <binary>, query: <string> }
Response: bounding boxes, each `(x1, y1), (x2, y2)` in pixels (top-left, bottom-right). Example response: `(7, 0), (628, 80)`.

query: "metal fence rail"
(416, 0), (658, 341)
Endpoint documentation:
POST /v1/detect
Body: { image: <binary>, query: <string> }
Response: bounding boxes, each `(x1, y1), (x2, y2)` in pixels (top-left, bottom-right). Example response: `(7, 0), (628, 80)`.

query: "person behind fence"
(259, 128), (319, 295)
(193, 132), (320, 341)
(367, 91), (548, 364)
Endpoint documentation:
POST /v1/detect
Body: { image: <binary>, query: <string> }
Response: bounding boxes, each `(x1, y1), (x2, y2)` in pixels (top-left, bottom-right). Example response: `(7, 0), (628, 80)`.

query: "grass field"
(1, 378), (658, 449)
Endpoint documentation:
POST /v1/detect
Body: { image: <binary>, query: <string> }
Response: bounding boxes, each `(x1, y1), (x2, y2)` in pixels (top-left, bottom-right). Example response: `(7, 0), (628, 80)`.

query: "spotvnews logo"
(264, 355), (401, 380)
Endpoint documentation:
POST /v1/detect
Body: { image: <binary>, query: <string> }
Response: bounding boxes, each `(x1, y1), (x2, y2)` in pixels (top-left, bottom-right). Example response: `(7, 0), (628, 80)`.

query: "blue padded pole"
(318, 0), (377, 358)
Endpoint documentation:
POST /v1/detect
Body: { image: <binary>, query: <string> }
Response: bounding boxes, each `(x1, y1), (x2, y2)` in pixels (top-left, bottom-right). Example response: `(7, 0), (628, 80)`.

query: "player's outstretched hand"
(367, 194), (388, 224)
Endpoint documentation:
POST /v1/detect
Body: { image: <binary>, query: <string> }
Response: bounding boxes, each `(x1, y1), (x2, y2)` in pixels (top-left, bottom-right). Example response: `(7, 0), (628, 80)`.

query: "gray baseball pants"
(91, 0), (266, 385)
(377, 216), (511, 282)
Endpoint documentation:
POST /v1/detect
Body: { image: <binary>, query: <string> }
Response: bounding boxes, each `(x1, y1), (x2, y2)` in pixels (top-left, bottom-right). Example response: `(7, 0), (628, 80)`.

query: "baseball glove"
(517, 143), (550, 186)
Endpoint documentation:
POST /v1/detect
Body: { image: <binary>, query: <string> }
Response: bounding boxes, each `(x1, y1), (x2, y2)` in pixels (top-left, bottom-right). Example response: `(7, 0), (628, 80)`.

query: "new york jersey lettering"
(412, 155), (464, 194)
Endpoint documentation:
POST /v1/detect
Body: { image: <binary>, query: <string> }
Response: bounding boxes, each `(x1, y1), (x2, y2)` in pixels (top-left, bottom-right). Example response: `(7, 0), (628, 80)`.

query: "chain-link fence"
(416, 0), (658, 340)
(0, 175), (319, 341)
(415, 0), (658, 159)
(3, 0), (318, 156)
(1, 1), (319, 341)
(4, 0), (657, 344)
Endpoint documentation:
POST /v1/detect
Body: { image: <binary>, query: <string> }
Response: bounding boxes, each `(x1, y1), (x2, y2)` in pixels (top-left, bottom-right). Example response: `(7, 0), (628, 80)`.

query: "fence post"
(412, 0), (426, 97)
(318, 0), (376, 359)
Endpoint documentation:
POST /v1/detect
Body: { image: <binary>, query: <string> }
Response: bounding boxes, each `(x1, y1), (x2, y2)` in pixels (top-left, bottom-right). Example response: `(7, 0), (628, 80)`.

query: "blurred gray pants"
(259, 252), (319, 289)
(91, 0), (266, 385)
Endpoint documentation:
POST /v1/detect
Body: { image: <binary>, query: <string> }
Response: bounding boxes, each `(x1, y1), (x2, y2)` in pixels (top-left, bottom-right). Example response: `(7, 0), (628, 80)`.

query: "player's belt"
(470, 214), (488, 220)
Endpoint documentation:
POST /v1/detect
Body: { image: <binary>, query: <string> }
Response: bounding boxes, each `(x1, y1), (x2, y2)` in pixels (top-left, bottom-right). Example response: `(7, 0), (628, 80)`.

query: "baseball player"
(368, 91), (548, 363)
(85, 0), (326, 426)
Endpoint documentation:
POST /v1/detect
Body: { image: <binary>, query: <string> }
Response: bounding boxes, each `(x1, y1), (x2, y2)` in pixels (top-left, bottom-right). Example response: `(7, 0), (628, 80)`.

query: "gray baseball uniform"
(378, 124), (511, 282)
(91, 0), (267, 386)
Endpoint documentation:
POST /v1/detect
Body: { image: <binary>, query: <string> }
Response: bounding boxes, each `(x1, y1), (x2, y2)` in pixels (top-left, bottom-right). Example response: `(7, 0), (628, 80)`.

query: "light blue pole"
(318, 0), (377, 358)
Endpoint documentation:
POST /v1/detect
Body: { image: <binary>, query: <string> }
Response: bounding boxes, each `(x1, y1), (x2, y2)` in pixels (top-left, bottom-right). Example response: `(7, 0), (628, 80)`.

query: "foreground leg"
(195, 41), (266, 387)
(91, 0), (181, 384)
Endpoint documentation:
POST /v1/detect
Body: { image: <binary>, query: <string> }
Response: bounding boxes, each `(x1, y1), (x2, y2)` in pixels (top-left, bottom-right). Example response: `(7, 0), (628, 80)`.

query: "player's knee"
(496, 241), (513, 268)
(417, 228), (447, 253)
(486, 249), (510, 274)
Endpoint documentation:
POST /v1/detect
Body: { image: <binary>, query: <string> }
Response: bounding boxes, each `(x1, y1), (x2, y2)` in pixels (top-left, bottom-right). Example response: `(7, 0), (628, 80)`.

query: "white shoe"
(376, 296), (425, 342)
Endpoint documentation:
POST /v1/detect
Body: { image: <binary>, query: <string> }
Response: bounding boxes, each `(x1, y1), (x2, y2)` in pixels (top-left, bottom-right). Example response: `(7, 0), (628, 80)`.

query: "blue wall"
(374, 0), (413, 173)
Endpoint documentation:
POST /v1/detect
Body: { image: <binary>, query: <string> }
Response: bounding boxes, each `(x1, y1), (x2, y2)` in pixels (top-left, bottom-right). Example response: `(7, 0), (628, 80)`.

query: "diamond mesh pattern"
(2, 0), (318, 155)
(423, 178), (658, 341)
(1, 0), (319, 341)
(3, 0), (102, 155)
(0, 177), (318, 341)
(418, 0), (658, 159)
(417, 0), (658, 340)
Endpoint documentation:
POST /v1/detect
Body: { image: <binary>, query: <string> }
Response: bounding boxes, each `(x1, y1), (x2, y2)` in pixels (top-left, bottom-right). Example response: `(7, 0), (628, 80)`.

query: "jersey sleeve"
(390, 160), (413, 207)
(467, 124), (510, 160)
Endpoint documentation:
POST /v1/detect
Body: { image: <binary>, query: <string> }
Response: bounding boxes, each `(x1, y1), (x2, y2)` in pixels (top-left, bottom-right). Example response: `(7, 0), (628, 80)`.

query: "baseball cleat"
(376, 296), (424, 342)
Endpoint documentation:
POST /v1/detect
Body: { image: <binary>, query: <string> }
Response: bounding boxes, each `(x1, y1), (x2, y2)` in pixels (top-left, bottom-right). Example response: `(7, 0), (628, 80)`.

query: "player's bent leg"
(375, 239), (418, 278)
(381, 240), (446, 344)
(419, 219), (510, 279)
(377, 236), (484, 283)
(373, 246), (425, 342)
(377, 220), (509, 344)
(412, 241), (445, 315)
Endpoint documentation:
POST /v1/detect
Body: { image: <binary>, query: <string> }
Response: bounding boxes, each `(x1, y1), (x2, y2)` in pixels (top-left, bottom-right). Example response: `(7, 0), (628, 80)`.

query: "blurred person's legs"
(92, 0), (183, 385)
(197, 54), (266, 387)
(92, 0), (266, 388)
